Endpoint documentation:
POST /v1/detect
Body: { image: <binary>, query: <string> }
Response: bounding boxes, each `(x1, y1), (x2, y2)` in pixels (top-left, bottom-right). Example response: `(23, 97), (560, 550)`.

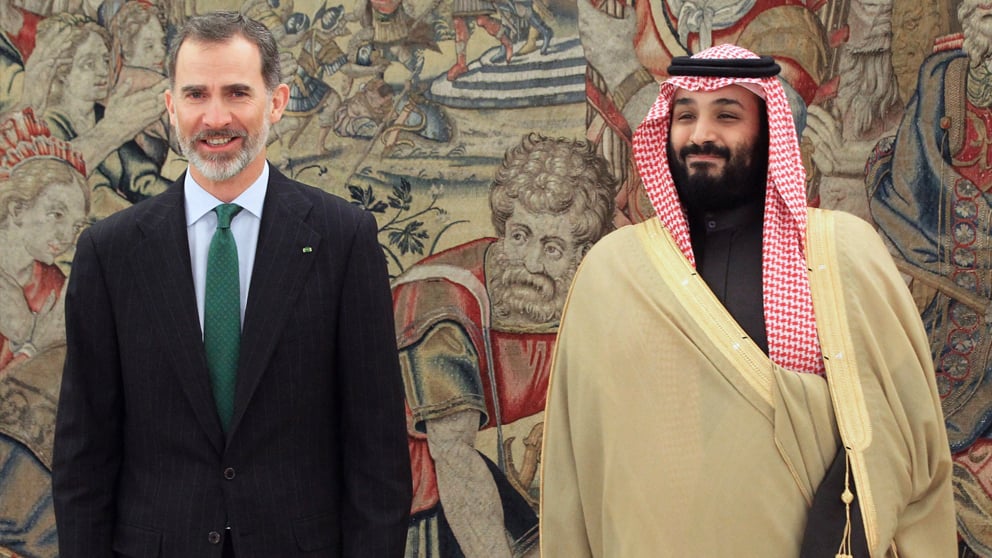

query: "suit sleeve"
(336, 211), (412, 557)
(52, 228), (124, 557)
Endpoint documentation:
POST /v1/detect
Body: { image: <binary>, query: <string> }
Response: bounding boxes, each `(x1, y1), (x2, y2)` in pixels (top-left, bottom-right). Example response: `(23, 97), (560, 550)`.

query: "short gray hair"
(166, 11), (281, 92)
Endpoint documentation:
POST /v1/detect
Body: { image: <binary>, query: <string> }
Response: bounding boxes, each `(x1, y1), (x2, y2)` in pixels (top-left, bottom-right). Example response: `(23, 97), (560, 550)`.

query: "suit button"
(223, 467), (236, 480)
(208, 531), (222, 544)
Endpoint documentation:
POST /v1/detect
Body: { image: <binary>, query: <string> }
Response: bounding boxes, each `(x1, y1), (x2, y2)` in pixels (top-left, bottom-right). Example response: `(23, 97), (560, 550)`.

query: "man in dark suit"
(52, 11), (412, 557)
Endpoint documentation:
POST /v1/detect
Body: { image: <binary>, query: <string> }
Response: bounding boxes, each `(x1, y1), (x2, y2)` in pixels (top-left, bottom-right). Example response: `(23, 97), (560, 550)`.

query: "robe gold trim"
(539, 210), (955, 557)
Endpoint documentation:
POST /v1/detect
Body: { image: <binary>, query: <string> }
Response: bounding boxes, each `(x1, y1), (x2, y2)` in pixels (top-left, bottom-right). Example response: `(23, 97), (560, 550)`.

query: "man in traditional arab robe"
(539, 43), (957, 558)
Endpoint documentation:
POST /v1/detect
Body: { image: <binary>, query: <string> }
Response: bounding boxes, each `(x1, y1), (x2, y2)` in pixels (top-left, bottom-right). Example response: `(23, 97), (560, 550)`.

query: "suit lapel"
(129, 182), (225, 453)
(228, 172), (320, 439)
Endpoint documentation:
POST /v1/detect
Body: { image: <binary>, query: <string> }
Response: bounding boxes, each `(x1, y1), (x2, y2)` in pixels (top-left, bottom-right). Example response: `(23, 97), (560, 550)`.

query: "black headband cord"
(667, 55), (781, 78)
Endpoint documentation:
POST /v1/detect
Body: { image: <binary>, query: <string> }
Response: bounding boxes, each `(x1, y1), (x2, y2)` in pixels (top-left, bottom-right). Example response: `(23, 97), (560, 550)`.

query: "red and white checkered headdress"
(633, 43), (823, 375)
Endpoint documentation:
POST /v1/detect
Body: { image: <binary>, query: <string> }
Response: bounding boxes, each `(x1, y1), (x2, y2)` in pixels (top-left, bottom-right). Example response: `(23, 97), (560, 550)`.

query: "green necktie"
(204, 203), (243, 432)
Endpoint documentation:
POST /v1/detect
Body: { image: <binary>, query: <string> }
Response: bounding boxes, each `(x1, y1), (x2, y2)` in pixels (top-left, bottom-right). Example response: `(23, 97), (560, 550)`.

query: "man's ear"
(164, 88), (176, 126)
(269, 83), (290, 123)
(8, 200), (26, 224)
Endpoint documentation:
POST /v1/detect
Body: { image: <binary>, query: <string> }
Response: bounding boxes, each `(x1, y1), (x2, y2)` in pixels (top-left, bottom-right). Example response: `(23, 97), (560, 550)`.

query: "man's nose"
(202, 98), (232, 128)
(523, 243), (545, 274)
(689, 118), (717, 145)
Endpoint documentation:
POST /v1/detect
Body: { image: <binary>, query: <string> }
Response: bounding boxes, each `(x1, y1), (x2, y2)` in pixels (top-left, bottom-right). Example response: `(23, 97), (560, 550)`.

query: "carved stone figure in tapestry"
(867, 1), (992, 555)
(0, 108), (89, 558)
(281, 3), (348, 146)
(798, 1), (949, 223)
(514, 0), (553, 57)
(0, 0), (42, 114)
(446, 0), (514, 80)
(108, 1), (171, 169)
(23, 13), (167, 219)
(393, 133), (616, 558)
(799, 0), (903, 222)
(333, 76), (395, 139)
(356, 0), (440, 91)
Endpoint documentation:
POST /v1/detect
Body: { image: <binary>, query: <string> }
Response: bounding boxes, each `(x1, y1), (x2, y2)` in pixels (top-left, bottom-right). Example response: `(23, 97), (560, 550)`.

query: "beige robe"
(539, 209), (956, 557)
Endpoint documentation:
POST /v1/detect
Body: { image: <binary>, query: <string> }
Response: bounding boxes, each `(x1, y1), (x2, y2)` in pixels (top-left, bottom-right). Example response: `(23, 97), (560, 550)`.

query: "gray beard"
(488, 240), (576, 325)
(836, 49), (901, 139)
(962, 5), (992, 65)
(176, 119), (269, 183)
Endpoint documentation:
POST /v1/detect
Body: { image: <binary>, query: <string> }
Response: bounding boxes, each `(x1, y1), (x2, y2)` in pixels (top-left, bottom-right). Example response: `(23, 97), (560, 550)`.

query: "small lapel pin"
(302, 246), (313, 253)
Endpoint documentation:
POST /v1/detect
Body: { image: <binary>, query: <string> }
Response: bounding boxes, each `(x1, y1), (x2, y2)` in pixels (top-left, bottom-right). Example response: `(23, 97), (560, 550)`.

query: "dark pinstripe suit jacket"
(52, 167), (412, 557)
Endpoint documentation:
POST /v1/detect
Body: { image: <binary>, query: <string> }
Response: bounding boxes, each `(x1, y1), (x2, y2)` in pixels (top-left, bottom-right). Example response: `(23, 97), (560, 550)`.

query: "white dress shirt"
(185, 163), (268, 335)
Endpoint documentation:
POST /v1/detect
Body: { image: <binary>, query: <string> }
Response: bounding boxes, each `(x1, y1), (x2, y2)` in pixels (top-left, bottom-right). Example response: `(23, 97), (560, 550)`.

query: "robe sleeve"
(540, 245), (613, 558)
(539, 313), (594, 558)
(813, 209), (957, 557)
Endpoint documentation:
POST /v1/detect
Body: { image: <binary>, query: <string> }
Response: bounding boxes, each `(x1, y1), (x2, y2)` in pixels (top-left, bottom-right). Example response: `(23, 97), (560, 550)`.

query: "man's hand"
(427, 411), (514, 558)
(73, 77), (169, 173)
(803, 105), (881, 178)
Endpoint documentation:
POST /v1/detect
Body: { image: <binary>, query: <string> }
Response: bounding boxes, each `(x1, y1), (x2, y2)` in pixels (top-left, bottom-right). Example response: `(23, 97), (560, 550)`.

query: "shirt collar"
(691, 197), (765, 234)
(184, 162), (269, 226)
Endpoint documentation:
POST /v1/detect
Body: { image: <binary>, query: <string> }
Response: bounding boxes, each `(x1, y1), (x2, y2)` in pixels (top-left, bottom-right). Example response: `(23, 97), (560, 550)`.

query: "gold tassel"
(836, 449), (854, 558)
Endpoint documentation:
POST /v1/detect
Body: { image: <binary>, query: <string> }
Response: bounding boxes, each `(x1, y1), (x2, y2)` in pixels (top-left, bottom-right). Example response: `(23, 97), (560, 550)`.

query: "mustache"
(499, 266), (556, 297)
(192, 128), (248, 142)
(679, 142), (731, 160)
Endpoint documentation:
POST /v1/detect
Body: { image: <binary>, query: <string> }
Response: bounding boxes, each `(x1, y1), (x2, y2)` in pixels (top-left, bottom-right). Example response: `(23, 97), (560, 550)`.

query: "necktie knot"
(214, 203), (242, 230)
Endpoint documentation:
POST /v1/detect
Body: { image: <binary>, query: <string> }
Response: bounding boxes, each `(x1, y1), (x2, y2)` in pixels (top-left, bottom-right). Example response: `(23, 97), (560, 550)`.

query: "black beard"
(667, 137), (769, 214)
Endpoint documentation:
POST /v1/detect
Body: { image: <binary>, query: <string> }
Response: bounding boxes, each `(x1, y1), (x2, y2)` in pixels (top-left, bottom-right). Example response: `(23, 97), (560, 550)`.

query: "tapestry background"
(2, 0), (990, 556)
